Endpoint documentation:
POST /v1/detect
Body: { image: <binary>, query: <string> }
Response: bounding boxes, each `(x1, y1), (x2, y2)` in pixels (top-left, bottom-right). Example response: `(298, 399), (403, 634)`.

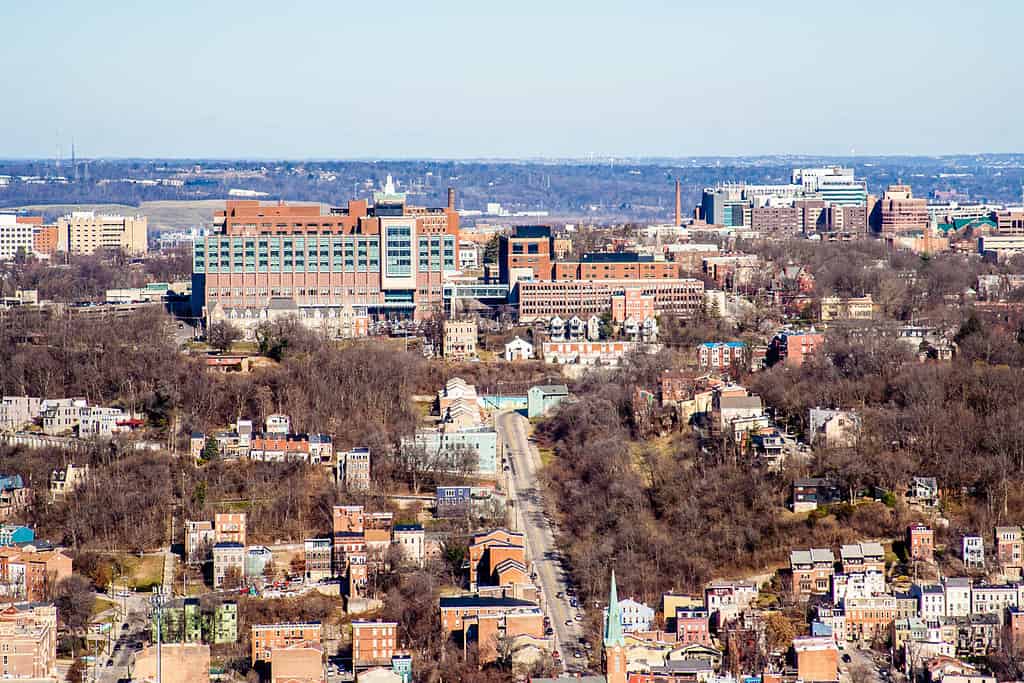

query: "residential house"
(908, 524), (935, 562)
(338, 448), (372, 490)
(49, 462), (88, 502)
(0, 475), (31, 521)
(697, 342), (746, 370)
(790, 548), (835, 599)
(438, 595), (543, 664)
(185, 520), (216, 565)
(820, 295), (874, 322)
(970, 584), (1018, 615)
(703, 580), (758, 623)
(0, 546), (72, 602)
(0, 396), (42, 432)
(995, 526), (1023, 574)
(908, 477), (940, 509)
(215, 513), (247, 546)
(213, 542), (245, 588)
(393, 525), (425, 568)
(808, 408), (860, 448)
(619, 598), (655, 633)
(845, 595), (897, 642)
(962, 536), (984, 570)
(675, 607), (712, 646)
(791, 478), (843, 513)
(913, 584), (946, 620)
(944, 578), (972, 617)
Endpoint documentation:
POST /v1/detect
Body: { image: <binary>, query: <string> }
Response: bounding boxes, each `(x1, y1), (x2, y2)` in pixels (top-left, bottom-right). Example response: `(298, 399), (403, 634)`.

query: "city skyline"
(2, 0), (1022, 159)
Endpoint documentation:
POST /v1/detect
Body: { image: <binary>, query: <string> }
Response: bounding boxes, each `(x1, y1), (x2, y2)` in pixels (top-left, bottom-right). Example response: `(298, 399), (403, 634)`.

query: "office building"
(875, 185), (928, 235)
(792, 167), (868, 206)
(56, 211), (148, 255)
(194, 177), (459, 329)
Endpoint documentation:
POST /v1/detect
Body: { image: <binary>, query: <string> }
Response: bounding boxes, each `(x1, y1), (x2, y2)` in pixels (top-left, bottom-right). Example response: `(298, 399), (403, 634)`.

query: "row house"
(697, 342), (746, 370)
(790, 548), (835, 599)
(704, 580), (758, 623)
(996, 526), (1023, 574)
(337, 447), (371, 490)
(249, 433), (333, 464)
(971, 583), (1021, 615)
(352, 620), (399, 669)
(963, 536), (985, 569)
(908, 524), (935, 562)
(251, 622), (322, 664)
(845, 595), (897, 642)
(675, 607), (712, 646)
(303, 538), (332, 583)
(832, 572), (886, 604)
(0, 547), (72, 602)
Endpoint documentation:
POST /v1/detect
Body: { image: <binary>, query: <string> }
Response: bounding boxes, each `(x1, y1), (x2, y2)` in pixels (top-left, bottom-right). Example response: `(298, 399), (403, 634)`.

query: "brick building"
(0, 604), (57, 680)
(215, 512), (246, 546)
(352, 621), (398, 669)
(251, 623), (322, 664)
(194, 179), (459, 328)
(995, 526), (1023, 572)
(468, 529), (526, 591)
(875, 185), (928, 235)
(769, 330), (825, 367)
(516, 278), (703, 323)
(790, 548), (835, 599)
(438, 595), (543, 664)
(908, 524), (935, 562)
(793, 635), (838, 682)
(498, 225), (554, 283)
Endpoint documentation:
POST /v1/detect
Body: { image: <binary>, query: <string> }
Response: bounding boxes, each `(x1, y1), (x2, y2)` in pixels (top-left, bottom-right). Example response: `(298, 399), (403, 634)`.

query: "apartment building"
(56, 211), (148, 255)
(0, 546), (72, 601)
(438, 595), (543, 663)
(215, 513), (246, 546)
(185, 520), (215, 565)
(675, 607), (712, 645)
(820, 295), (874, 321)
(698, 341), (746, 370)
(791, 548), (836, 598)
(769, 330), (825, 367)
(393, 525), (425, 568)
(845, 596), (897, 642)
(0, 215), (37, 261)
(337, 448), (371, 490)
(442, 319), (477, 360)
(194, 180), (459, 328)
(32, 224), (59, 257)
(212, 543), (244, 588)
(251, 623), (322, 664)
(0, 604), (57, 680)
(303, 538), (332, 582)
(0, 396), (41, 432)
(352, 621), (398, 669)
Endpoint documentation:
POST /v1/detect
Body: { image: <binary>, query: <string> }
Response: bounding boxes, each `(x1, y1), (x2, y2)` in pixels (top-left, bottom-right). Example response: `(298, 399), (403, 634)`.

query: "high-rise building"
(0, 215), (35, 261)
(700, 186), (748, 227)
(193, 177), (459, 327)
(875, 185), (928, 235)
(792, 167), (867, 206)
(56, 211), (148, 255)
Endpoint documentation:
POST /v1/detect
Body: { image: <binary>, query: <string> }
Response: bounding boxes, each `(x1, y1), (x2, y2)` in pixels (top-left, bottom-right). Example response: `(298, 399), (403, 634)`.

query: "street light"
(150, 589), (167, 683)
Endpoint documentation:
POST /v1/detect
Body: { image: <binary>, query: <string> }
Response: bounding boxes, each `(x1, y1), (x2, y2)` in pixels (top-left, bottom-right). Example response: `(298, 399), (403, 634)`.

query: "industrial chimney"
(674, 178), (682, 227)
(447, 187), (456, 211)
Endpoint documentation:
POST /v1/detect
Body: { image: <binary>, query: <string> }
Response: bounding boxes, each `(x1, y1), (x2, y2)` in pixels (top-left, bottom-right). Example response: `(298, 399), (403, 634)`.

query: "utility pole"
(151, 590), (166, 683)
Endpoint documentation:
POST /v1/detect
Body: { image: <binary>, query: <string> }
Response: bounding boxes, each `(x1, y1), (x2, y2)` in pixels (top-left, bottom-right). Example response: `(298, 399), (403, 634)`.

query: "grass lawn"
(538, 446), (555, 467)
(91, 597), (116, 618)
(119, 554), (165, 591)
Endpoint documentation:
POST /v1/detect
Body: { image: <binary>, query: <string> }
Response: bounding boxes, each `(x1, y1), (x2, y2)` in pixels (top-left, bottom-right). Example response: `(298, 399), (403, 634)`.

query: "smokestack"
(447, 187), (455, 211)
(674, 178), (682, 227)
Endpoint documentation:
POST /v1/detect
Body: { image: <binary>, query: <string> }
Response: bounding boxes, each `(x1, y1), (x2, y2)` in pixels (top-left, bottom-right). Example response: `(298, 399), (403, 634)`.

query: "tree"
(207, 321), (241, 353)
(201, 438), (219, 463)
(222, 565), (243, 590)
(54, 576), (95, 641)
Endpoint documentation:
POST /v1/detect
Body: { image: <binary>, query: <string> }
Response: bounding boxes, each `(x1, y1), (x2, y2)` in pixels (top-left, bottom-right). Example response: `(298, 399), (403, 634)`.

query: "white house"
(618, 598), (655, 633)
(504, 336), (534, 361)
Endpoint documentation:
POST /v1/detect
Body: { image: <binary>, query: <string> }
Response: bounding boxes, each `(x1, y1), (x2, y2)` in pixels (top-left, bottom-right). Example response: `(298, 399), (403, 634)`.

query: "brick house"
(908, 524), (935, 563)
(790, 549), (835, 599)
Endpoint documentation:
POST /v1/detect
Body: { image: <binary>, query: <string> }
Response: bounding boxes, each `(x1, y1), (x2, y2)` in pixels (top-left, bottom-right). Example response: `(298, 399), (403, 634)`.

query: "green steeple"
(603, 569), (624, 647)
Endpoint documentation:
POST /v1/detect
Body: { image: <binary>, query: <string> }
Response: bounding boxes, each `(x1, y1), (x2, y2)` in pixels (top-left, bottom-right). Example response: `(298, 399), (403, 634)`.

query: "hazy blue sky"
(2, 0), (1020, 158)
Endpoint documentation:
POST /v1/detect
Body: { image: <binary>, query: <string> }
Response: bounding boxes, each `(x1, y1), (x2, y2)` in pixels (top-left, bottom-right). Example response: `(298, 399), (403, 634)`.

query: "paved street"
(497, 411), (590, 674)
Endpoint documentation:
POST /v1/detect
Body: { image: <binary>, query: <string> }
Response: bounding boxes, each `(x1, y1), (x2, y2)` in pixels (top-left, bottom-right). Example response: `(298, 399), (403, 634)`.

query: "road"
(97, 592), (151, 683)
(497, 411), (590, 674)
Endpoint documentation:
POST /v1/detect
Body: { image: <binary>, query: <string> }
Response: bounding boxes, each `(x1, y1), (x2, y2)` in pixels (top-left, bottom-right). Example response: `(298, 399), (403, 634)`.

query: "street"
(497, 411), (590, 674)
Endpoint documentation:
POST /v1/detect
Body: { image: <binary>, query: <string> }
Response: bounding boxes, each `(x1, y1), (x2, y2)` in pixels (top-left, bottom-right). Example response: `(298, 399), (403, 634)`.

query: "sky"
(1, 0), (1021, 159)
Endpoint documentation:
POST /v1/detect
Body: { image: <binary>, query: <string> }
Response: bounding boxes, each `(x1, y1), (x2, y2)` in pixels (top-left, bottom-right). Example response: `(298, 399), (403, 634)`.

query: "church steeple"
(604, 569), (627, 683)
(604, 569), (624, 647)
